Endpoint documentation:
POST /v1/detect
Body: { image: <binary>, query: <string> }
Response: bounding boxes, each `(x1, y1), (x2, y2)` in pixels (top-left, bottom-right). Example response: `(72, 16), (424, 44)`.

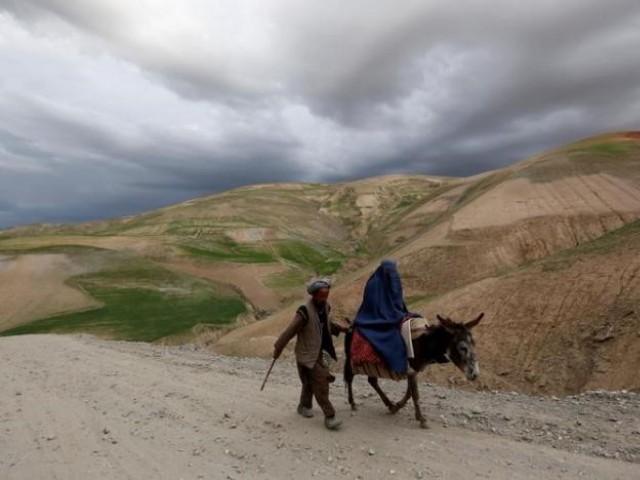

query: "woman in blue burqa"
(353, 259), (418, 374)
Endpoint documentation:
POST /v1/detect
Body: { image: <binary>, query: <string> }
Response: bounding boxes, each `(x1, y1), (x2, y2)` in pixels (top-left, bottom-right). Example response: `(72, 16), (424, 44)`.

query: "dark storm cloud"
(0, 92), (305, 226)
(0, 0), (639, 227)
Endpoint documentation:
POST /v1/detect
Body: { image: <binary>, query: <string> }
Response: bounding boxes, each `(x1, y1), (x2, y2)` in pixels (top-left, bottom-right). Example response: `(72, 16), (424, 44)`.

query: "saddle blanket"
(351, 316), (431, 380)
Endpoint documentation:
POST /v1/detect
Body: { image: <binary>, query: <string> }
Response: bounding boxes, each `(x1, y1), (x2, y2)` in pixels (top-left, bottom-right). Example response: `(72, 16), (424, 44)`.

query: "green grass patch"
(180, 236), (276, 264)
(274, 240), (344, 275)
(179, 236), (344, 274)
(546, 219), (640, 263)
(0, 247), (246, 341)
(165, 219), (222, 234)
(0, 243), (102, 254)
(500, 220), (640, 276)
(393, 194), (420, 210)
(575, 141), (639, 156)
(0, 285), (244, 341)
(517, 140), (640, 183)
(326, 187), (358, 216)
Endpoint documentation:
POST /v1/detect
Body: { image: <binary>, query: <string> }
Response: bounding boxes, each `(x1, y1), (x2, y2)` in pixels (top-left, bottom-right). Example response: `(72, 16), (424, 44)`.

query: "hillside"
(0, 175), (445, 317)
(216, 132), (640, 395)
(1, 132), (640, 395)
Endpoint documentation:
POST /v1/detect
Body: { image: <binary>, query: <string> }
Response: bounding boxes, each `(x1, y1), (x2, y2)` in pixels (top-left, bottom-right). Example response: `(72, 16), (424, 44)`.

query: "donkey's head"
(436, 313), (484, 381)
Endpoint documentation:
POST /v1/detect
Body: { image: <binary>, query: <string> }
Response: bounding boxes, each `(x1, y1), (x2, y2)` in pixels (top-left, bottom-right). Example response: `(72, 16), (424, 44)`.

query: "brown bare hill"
(415, 219), (640, 395)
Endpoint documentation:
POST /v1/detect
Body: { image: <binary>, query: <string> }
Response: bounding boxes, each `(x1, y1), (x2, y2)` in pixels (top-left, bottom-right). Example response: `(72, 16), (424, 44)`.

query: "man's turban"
(306, 277), (332, 295)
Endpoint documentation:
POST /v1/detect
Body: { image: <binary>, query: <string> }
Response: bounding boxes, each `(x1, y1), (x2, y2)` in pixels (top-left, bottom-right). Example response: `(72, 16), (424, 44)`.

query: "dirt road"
(1, 334), (638, 479)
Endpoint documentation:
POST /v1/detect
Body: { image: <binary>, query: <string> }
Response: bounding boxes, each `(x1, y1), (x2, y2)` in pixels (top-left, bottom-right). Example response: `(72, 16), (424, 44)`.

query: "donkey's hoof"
(419, 421), (429, 429)
(389, 403), (401, 414)
(350, 404), (358, 412)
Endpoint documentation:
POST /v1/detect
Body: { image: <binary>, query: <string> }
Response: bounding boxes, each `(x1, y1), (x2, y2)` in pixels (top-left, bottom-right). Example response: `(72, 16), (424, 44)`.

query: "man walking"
(273, 278), (346, 430)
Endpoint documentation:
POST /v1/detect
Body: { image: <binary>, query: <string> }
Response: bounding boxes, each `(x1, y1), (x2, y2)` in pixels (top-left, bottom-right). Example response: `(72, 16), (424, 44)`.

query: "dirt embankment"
(169, 261), (288, 313)
(1, 334), (638, 479)
(0, 254), (100, 331)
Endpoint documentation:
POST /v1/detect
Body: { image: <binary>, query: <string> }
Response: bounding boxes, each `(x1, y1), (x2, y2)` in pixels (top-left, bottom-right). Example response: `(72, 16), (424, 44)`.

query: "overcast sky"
(1, 1), (639, 227)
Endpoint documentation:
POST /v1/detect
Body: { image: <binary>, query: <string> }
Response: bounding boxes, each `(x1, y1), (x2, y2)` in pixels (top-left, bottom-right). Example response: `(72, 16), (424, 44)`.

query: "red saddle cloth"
(350, 329), (406, 380)
(351, 329), (385, 366)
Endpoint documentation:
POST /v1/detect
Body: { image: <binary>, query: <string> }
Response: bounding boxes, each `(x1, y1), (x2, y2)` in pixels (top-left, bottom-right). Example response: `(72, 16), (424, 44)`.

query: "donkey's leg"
(343, 330), (358, 411)
(344, 362), (357, 411)
(347, 382), (357, 411)
(389, 377), (413, 414)
(408, 375), (428, 428)
(367, 377), (396, 411)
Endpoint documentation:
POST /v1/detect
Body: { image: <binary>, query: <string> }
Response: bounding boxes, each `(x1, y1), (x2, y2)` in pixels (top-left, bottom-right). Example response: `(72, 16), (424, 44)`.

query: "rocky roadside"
(165, 343), (640, 465)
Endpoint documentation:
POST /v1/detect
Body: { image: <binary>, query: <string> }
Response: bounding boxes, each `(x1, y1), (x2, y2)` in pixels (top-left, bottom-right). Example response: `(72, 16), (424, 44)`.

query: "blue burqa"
(354, 260), (414, 373)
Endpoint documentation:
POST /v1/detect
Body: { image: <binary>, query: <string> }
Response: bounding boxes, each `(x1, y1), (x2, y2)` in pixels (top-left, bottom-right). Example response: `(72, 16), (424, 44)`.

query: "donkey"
(344, 313), (484, 428)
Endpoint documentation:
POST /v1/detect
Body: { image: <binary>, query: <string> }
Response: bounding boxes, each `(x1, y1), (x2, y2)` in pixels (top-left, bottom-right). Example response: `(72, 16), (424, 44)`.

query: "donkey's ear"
(465, 313), (484, 329)
(437, 314), (454, 332)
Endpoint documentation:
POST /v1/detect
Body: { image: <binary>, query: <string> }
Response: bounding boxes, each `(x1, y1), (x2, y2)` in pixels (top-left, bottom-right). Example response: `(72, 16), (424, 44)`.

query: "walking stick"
(260, 357), (277, 391)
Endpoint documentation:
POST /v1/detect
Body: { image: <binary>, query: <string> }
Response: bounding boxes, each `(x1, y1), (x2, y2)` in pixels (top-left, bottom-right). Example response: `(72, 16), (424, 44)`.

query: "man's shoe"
(297, 406), (314, 418)
(324, 416), (342, 430)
